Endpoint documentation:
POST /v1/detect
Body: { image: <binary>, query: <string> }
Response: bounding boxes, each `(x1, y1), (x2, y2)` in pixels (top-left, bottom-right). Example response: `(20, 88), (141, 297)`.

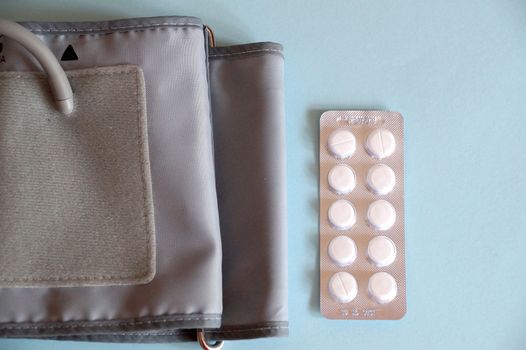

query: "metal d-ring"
(197, 329), (224, 350)
(0, 18), (74, 115)
(205, 25), (216, 48)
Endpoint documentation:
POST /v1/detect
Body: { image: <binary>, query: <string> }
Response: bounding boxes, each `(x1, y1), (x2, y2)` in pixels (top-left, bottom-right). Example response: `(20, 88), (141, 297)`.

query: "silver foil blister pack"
(319, 110), (406, 320)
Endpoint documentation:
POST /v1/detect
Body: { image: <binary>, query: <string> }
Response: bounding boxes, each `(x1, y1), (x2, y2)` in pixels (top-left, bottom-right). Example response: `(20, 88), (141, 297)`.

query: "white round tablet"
(328, 235), (357, 266)
(368, 272), (397, 304)
(367, 236), (397, 267)
(328, 200), (356, 230)
(327, 129), (356, 159)
(366, 199), (396, 230)
(365, 128), (396, 159)
(366, 164), (396, 195)
(328, 164), (356, 194)
(329, 271), (358, 303)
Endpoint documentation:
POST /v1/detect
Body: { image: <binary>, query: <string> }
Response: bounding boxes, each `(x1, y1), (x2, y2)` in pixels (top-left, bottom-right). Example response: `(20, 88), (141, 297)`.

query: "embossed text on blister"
(336, 115), (383, 126)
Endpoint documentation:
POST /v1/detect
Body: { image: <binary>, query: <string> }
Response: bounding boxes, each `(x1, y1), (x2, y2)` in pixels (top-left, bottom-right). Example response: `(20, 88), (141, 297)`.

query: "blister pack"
(319, 110), (406, 320)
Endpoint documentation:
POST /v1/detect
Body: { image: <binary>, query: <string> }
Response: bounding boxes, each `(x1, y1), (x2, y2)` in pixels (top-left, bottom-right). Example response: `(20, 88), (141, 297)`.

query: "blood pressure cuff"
(0, 16), (287, 344)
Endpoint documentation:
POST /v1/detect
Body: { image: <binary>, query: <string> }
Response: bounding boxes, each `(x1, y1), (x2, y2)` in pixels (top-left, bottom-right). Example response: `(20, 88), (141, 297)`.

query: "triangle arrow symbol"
(61, 45), (78, 61)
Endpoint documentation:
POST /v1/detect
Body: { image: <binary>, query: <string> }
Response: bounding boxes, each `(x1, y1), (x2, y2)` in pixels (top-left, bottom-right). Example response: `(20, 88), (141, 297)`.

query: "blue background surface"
(1, 1), (526, 349)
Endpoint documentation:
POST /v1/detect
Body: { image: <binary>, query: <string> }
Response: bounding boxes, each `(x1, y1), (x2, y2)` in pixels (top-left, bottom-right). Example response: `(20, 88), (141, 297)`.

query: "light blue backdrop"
(1, 1), (525, 349)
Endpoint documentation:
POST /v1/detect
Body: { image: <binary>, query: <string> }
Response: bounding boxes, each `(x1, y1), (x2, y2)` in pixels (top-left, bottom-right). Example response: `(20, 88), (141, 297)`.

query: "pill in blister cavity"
(365, 128), (396, 159)
(366, 164), (395, 195)
(366, 199), (396, 230)
(329, 272), (358, 303)
(367, 236), (396, 267)
(327, 129), (356, 159)
(328, 235), (357, 266)
(328, 164), (356, 194)
(328, 199), (356, 230)
(368, 272), (398, 304)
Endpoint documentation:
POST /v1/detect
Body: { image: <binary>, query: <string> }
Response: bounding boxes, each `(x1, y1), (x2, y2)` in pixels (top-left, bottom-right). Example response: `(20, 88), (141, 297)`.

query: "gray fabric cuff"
(208, 42), (289, 341)
(0, 18), (288, 344)
(0, 15), (223, 337)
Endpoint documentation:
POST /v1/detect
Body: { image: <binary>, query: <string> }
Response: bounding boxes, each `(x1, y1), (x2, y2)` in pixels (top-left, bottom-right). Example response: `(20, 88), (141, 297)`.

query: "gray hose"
(0, 18), (73, 115)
